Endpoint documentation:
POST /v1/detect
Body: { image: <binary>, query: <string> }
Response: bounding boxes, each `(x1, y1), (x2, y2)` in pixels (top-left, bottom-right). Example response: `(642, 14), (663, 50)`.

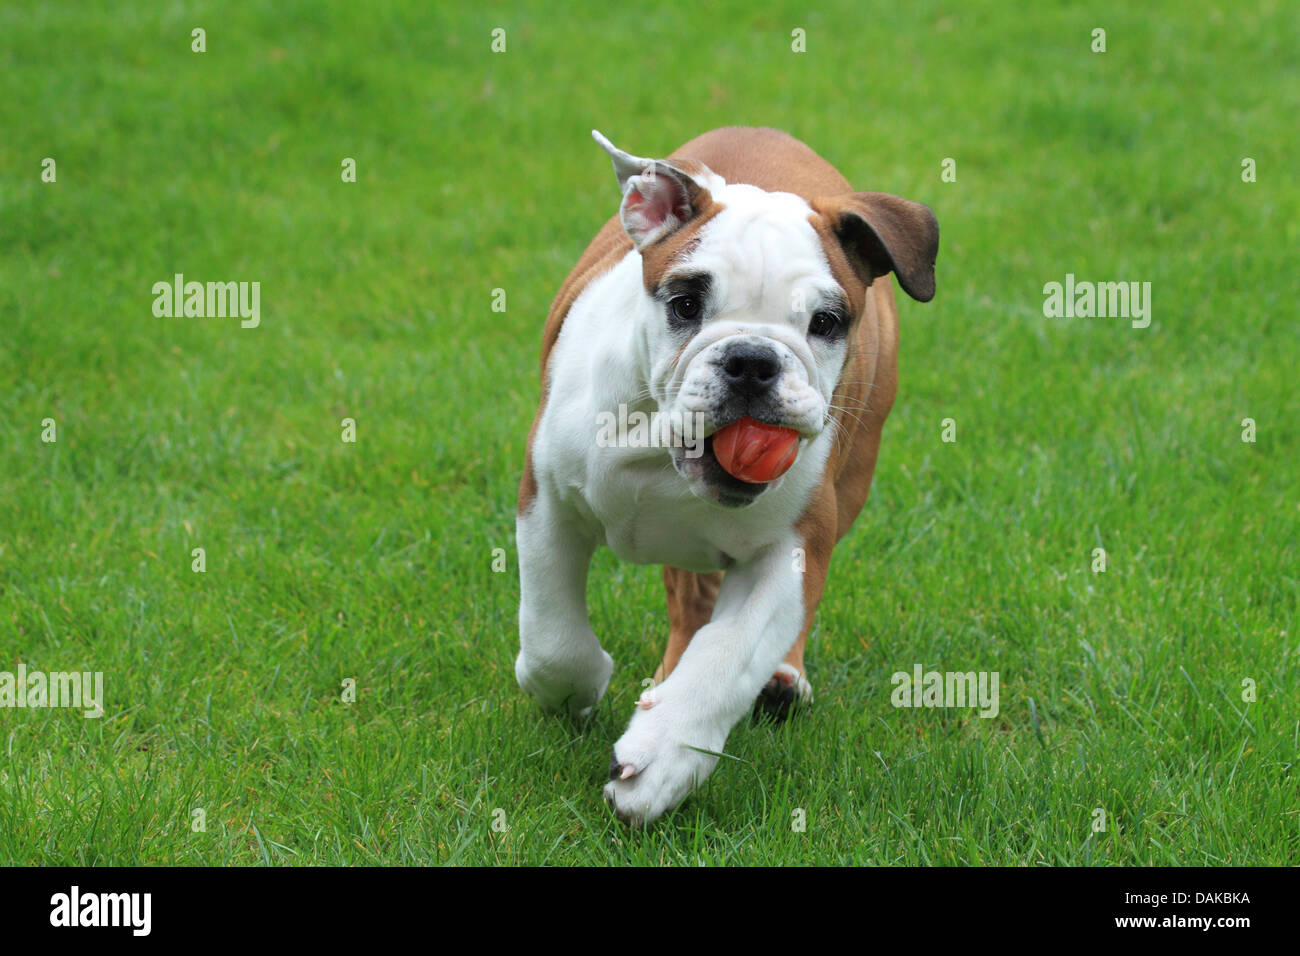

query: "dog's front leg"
(603, 535), (806, 824)
(514, 493), (613, 719)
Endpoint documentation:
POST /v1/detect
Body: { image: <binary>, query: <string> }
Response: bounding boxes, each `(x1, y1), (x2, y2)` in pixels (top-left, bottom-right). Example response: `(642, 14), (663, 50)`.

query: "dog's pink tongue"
(712, 416), (800, 484)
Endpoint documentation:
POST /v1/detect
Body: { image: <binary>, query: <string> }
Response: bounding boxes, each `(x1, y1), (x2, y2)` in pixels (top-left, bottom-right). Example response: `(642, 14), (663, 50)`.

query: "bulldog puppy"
(515, 127), (938, 824)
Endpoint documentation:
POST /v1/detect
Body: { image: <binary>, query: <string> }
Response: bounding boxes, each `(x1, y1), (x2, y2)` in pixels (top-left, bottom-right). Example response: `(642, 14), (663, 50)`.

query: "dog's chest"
(582, 465), (775, 571)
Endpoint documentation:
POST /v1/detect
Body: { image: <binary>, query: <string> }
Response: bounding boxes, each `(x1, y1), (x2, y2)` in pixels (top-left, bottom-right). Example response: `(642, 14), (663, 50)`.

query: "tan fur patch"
(637, 190), (723, 294)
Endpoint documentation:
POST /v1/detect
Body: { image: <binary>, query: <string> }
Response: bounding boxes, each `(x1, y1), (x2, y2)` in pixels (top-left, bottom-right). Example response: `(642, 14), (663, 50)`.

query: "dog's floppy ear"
(812, 192), (939, 302)
(592, 130), (712, 250)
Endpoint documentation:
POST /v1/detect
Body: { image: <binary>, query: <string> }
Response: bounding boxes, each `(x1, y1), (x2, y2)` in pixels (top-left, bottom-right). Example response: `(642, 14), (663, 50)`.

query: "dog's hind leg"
(755, 616), (816, 720)
(655, 567), (723, 683)
(754, 502), (838, 720)
(661, 566), (814, 720)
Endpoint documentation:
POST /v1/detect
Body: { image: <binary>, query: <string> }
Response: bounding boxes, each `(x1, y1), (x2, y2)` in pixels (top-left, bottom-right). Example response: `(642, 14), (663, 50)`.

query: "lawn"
(0, 0), (1296, 864)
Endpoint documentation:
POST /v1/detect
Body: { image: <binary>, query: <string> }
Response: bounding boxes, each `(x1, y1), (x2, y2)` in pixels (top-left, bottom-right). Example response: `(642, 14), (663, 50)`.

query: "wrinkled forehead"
(641, 185), (839, 302)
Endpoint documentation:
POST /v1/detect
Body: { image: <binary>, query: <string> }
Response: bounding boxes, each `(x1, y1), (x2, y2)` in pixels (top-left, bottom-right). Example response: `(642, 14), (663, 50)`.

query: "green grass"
(0, 0), (1296, 864)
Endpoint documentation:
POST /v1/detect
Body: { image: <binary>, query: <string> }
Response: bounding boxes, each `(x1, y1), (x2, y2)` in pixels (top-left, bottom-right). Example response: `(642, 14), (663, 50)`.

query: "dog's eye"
(808, 311), (841, 338)
(670, 295), (702, 323)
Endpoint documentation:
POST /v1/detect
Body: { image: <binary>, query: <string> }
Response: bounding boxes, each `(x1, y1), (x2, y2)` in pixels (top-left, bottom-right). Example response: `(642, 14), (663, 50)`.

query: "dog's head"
(594, 130), (938, 507)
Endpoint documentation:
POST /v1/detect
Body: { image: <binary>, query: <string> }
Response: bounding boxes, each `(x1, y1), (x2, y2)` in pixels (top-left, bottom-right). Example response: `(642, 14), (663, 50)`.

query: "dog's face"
(645, 186), (847, 507)
(594, 132), (937, 508)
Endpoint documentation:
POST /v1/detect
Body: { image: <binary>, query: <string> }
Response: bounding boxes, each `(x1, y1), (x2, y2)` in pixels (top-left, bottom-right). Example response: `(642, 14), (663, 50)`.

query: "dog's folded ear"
(592, 130), (713, 250)
(812, 192), (939, 302)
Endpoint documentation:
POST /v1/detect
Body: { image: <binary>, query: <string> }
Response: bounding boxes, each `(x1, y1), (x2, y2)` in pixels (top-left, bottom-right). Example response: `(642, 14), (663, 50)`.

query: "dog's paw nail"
(609, 752), (638, 781)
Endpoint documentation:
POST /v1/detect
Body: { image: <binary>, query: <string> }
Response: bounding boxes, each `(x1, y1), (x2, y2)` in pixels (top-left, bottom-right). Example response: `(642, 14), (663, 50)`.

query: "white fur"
(516, 169), (846, 822)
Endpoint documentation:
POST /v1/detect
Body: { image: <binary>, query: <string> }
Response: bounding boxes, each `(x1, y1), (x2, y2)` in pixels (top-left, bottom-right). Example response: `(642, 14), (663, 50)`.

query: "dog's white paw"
(603, 692), (725, 825)
(515, 646), (614, 719)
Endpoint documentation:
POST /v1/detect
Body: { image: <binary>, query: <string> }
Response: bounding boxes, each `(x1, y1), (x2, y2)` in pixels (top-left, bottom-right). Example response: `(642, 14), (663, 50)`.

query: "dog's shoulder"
(538, 214), (630, 378)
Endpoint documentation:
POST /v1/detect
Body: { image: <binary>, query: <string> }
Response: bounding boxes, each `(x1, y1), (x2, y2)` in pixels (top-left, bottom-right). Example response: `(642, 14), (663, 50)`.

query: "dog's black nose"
(721, 343), (780, 397)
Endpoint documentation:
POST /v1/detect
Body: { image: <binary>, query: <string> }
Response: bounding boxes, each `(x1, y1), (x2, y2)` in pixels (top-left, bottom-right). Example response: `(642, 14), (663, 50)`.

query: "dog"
(514, 126), (938, 824)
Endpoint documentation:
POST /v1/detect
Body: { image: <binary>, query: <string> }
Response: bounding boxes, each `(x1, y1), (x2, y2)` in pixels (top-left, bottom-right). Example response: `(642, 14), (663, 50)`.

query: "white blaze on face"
(651, 184), (848, 438)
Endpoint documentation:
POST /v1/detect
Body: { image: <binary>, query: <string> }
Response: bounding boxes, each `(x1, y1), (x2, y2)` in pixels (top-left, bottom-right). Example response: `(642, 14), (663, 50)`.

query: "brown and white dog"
(515, 127), (938, 824)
